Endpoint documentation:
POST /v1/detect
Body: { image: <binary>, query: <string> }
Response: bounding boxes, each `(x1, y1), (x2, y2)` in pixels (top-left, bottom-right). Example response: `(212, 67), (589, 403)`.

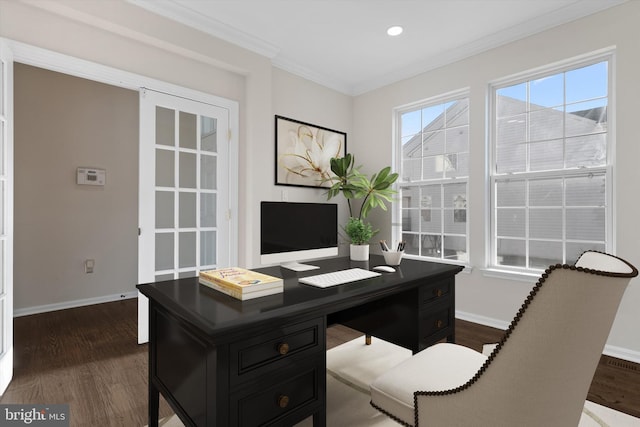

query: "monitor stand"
(281, 262), (320, 272)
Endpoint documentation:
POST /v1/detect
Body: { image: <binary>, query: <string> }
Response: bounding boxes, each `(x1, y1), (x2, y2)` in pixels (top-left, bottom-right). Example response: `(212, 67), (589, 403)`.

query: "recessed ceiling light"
(387, 26), (403, 36)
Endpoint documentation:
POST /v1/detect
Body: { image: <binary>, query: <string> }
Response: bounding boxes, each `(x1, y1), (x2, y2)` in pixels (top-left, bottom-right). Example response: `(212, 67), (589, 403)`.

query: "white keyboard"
(298, 268), (381, 288)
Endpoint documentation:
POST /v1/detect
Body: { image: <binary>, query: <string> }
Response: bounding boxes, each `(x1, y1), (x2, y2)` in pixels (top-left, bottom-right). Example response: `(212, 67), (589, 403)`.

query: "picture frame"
(275, 115), (346, 188)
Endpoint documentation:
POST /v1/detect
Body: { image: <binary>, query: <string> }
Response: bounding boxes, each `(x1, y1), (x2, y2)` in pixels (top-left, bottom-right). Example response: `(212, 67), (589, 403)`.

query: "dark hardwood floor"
(1, 299), (173, 426)
(1, 299), (639, 426)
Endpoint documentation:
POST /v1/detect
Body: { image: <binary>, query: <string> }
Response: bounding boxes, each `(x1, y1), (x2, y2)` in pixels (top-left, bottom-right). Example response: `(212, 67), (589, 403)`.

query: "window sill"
(481, 268), (541, 283)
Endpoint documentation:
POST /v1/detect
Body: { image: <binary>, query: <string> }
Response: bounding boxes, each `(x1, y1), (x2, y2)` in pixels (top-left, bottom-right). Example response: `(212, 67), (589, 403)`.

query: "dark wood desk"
(137, 255), (462, 427)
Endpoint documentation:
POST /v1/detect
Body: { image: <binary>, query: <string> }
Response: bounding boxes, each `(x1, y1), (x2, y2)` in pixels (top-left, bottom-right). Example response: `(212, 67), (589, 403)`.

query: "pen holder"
(383, 251), (404, 266)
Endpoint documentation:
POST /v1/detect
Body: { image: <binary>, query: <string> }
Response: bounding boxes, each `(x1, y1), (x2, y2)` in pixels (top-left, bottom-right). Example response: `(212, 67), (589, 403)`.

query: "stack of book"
(199, 267), (283, 300)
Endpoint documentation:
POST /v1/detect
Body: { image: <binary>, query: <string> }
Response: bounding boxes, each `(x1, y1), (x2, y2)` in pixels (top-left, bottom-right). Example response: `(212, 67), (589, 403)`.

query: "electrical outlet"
(85, 259), (95, 274)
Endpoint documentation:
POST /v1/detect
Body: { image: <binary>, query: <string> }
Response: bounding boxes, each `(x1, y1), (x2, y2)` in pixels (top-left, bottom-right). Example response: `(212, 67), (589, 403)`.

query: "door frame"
(0, 40), (14, 396)
(3, 38), (239, 339)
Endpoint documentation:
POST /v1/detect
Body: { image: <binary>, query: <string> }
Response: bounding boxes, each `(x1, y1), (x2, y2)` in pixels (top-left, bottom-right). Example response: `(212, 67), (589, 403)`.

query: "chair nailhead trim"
(409, 250), (637, 427)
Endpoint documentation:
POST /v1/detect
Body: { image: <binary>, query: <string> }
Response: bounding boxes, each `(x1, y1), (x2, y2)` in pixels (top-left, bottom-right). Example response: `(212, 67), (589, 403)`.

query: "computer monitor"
(260, 201), (338, 270)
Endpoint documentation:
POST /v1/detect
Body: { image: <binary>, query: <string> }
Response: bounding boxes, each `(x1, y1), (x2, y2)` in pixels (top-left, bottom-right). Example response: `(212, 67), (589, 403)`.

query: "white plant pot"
(350, 244), (370, 261)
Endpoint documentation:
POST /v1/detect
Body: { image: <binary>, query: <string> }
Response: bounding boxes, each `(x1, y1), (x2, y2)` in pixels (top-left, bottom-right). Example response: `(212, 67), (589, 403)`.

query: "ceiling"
(130, 0), (624, 96)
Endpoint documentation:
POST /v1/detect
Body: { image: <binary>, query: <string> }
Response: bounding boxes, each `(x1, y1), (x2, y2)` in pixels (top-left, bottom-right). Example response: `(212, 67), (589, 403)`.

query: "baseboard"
(455, 310), (510, 331)
(603, 345), (640, 364)
(456, 310), (640, 364)
(14, 291), (138, 317)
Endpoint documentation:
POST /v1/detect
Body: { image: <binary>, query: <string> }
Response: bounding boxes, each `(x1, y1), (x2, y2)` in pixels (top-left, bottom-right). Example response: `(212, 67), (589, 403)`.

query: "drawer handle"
(277, 343), (290, 355)
(434, 289), (444, 297)
(435, 320), (444, 329)
(278, 395), (290, 408)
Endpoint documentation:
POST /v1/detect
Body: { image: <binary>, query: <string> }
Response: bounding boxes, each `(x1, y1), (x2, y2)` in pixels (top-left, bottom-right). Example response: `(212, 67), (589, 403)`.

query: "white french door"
(138, 89), (234, 343)
(0, 42), (14, 395)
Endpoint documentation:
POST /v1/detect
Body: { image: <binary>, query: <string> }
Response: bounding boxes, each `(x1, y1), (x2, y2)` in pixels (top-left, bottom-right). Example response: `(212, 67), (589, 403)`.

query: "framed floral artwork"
(275, 115), (346, 188)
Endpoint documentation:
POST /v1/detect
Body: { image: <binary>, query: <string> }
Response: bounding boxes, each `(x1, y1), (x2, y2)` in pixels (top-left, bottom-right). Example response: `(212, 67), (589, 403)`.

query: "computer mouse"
(373, 265), (396, 273)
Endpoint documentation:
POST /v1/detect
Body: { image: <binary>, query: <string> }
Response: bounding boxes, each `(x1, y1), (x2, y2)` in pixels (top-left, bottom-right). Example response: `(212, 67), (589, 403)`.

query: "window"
(490, 57), (611, 271)
(396, 93), (469, 263)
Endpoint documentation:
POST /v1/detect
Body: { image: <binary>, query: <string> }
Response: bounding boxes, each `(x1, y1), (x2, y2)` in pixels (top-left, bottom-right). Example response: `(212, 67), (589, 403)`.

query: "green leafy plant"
(343, 217), (374, 245)
(324, 153), (398, 244)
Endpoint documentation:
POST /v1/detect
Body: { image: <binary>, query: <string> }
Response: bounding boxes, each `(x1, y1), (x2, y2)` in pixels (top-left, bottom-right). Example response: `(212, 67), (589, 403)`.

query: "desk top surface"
(137, 255), (462, 340)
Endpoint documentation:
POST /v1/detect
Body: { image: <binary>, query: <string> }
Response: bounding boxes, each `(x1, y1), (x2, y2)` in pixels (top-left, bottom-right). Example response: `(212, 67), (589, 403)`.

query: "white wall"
(351, 1), (640, 361)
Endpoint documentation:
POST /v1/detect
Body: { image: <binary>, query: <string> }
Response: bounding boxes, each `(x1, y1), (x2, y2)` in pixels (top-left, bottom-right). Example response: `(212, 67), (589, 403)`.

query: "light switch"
(85, 259), (95, 274)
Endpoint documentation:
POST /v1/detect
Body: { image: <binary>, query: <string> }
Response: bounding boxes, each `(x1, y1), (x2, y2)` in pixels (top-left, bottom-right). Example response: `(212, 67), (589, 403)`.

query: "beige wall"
(14, 63), (138, 311)
(351, 1), (640, 360)
(270, 68), (354, 257)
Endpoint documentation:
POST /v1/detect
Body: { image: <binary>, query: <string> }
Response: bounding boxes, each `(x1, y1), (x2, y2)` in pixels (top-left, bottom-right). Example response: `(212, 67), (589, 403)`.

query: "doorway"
(3, 39), (239, 393)
(14, 63), (139, 316)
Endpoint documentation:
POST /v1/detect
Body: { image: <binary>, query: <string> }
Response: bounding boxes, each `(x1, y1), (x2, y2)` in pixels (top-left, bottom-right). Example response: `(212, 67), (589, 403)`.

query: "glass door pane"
(152, 107), (222, 280)
(155, 106), (218, 278)
(139, 89), (232, 344)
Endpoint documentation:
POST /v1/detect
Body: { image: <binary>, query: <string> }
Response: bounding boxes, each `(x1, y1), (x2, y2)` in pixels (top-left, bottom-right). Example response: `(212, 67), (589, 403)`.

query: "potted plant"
(324, 153), (398, 260)
(343, 217), (374, 260)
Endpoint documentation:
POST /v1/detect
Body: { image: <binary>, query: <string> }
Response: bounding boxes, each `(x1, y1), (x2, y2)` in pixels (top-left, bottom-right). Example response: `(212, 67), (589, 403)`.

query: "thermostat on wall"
(77, 167), (106, 186)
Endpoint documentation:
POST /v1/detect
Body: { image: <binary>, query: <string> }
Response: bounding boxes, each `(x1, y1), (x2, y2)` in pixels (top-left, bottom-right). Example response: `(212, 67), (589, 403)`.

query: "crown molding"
(128, 0), (280, 59)
(130, 0), (625, 97)
(271, 56), (353, 96)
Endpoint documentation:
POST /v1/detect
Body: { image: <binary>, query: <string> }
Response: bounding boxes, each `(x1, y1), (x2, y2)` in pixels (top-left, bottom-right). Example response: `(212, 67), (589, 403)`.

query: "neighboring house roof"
(401, 96), (606, 181)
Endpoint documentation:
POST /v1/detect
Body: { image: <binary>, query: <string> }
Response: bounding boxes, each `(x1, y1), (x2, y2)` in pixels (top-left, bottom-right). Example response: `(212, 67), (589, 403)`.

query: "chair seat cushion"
(370, 343), (488, 426)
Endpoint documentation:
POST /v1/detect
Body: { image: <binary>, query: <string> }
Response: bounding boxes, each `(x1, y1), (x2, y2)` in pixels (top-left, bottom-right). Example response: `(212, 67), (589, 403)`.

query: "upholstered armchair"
(370, 251), (637, 427)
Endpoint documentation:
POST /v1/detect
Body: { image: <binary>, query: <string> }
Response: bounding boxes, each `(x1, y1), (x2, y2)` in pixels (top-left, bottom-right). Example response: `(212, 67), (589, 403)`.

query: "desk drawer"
(230, 318), (324, 386)
(419, 278), (452, 306)
(231, 361), (322, 426)
(420, 303), (453, 342)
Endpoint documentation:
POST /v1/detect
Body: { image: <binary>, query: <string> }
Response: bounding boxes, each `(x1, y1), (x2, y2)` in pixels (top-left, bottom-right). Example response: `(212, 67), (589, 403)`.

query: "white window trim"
(486, 49), (616, 276)
(393, 88), (471, 266)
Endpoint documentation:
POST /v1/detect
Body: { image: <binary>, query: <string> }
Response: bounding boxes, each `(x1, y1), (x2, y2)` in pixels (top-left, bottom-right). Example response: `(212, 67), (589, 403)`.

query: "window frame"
(393, 89), (471, 266)
(487, 51), (615, 274)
